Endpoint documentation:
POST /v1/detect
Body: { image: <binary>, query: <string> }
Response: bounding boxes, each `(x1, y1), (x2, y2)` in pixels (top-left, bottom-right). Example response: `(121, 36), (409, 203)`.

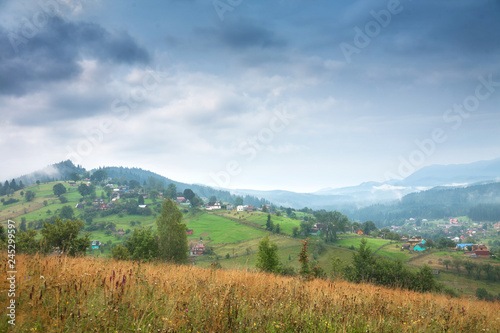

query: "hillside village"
(1, 167), (500, 332)
(1, 171), (500, 298)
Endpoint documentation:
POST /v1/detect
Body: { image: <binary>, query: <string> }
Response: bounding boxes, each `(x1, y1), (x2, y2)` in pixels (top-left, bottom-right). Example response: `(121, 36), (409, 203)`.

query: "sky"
(1, 0), (500, 193)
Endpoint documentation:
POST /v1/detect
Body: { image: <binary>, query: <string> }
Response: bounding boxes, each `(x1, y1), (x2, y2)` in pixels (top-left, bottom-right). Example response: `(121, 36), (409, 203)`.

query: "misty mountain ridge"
(311, 157), (500, 204)
(4, 157), (500, 211)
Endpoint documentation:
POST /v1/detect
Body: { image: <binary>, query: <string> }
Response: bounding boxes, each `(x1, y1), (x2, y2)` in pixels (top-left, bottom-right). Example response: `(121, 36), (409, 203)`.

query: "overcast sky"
(1, 0), (499, 192)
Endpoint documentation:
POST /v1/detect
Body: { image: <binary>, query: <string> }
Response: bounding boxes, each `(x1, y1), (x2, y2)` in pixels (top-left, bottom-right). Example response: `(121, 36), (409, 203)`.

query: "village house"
(408, 236), (423, 246)
(91, 240), (101, 250)
(187, 229), (194, 235)
(309, 228), (321, 236)
(117, 228), (125, 236)
(413, 240), (427, 252)
(237, 205), (248, 212)
(355, 229), (364, 235)
(206, 201), (222, 210)
(314, 223), (325, 231)
(176, 197), (190, 206)
(93, 198), (104, 206)
(471, 244), (490, 257)
(190, 242), (205, 256)
(456, 243), (474, 250)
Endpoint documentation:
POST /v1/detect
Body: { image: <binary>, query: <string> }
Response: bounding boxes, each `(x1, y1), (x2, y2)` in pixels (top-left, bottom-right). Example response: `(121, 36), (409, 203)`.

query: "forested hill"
(350, 182), (500, 225)
(3, 161), (269, 207)
(13, 160), (85, 185)
(101, 166), (268, 206)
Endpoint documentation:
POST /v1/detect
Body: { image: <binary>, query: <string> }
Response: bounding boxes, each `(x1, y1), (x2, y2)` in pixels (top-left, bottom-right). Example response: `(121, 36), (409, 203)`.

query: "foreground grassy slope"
(2, 255), (499, 332)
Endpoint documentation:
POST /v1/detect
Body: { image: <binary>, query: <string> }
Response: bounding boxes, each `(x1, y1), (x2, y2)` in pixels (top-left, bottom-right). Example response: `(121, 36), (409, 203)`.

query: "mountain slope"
(350, 181), (500, 224)
(397, 157), (500, 187)
(311, 157), (500, 207)
(12, 160), (85, 185)
(101, 166), (267, 206)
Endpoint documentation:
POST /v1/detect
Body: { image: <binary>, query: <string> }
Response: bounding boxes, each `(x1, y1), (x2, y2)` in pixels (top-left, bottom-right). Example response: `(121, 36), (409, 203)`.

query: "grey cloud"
(0, 16), (150, 96)
(198, 19), (287, 50)
(356, 1), (500, 59)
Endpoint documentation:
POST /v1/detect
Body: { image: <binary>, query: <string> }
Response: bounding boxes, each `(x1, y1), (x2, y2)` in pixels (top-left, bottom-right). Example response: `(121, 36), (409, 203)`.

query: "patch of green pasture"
(435, 271), (500, 296)
(209, 245), (303, 271)
(245, 212), (301, 235)
(186, 213), (266, 244)
(336, 237), (390, 250)
(374, 243), (412, 261)
(213, 235), (301, 257)
(88, 230), (126, 244)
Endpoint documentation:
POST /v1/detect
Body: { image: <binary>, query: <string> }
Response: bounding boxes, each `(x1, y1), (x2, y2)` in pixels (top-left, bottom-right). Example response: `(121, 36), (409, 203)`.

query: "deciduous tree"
(125, 228), (158, 260)
(25, 190), (35, 202)
(53, 183), (67, 197)
(256, 234), (280, 273)
(40, 218), (90, 256)
(91, 169), (108, 182)
(60, 205), (74, 220)
(183, 189), (195, 201)
(156, 199), (188, 264)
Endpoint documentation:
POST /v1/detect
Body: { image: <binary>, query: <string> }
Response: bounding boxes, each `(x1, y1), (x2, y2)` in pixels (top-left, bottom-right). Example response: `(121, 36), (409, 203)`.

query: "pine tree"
(10, 179), (18, 191)
(266, 214), (274, 231)
(138, 195), (145, 205)
(156, 199), (188, 264)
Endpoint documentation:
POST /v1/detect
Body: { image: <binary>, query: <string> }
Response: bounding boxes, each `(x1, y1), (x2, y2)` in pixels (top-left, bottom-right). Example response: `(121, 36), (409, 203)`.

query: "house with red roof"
(190, 242), (205, 256)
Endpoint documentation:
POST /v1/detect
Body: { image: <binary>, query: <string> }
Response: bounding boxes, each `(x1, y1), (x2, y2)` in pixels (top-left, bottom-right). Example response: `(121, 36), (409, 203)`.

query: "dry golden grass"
(2, 254), (500, 332)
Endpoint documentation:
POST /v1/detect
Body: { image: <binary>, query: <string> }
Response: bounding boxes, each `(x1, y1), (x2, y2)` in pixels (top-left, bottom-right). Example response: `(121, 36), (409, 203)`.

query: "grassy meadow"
(335, 236), (390, 250)
(186, 213), (266, 245)
(1, 254), (500, 332)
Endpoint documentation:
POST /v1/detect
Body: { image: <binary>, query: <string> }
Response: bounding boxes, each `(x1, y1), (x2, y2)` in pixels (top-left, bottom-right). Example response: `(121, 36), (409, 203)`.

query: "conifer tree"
(266, 214), (274, 231)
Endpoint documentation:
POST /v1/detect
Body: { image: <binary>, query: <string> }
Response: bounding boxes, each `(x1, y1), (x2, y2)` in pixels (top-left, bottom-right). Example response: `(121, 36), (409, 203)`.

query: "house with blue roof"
(456, 243), (474, 250)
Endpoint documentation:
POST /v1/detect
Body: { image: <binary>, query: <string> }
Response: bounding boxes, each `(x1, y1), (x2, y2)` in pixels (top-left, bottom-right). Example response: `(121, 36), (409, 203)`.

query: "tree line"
(254, 236), (441, 294)
(110, 199), (188, 263)
(350, 182), (500, 225)
(2, 199), (190, 265)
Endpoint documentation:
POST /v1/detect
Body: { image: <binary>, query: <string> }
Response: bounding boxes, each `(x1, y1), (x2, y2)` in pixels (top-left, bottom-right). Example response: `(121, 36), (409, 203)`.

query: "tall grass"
(2, 254), (500, 332)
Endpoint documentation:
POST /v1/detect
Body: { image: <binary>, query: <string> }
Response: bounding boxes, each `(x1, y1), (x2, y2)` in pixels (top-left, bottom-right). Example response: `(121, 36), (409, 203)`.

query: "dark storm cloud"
(0, 16), (150, 96)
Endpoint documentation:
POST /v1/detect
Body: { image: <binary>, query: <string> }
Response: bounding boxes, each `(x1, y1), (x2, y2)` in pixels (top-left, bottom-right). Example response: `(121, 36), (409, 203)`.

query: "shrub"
(112, 245), (130, 260)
